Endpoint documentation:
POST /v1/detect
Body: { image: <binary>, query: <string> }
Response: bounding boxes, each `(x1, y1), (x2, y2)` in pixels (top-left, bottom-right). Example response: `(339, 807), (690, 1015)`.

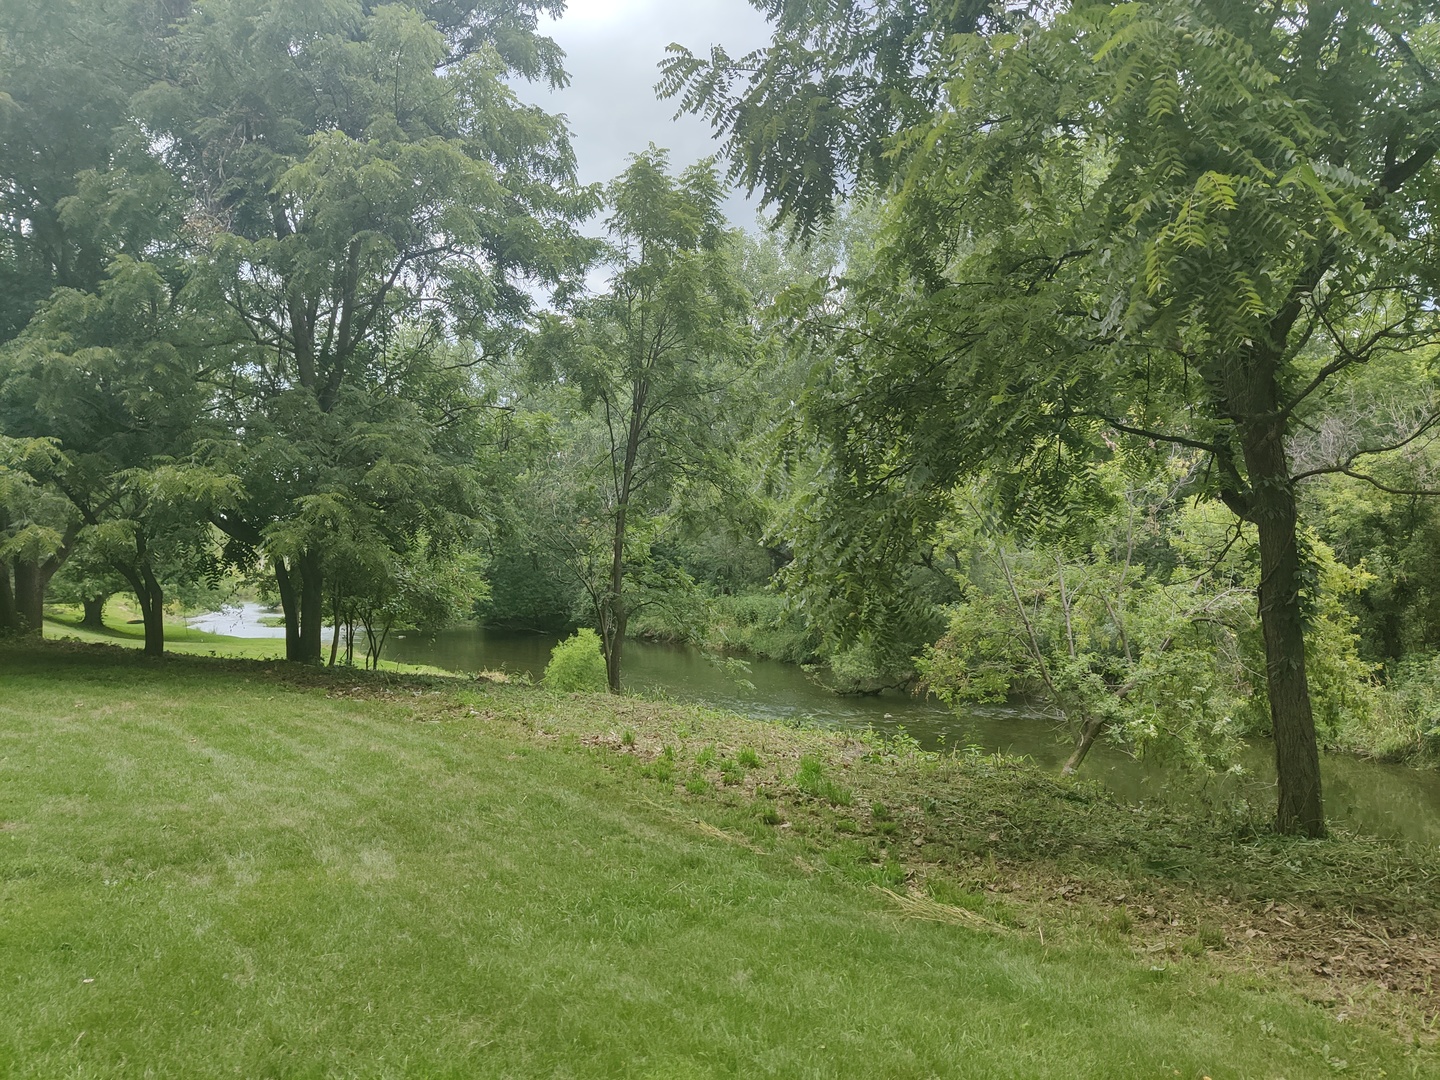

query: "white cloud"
(520, 0), (774, 229)
(547, 0), (656, 29)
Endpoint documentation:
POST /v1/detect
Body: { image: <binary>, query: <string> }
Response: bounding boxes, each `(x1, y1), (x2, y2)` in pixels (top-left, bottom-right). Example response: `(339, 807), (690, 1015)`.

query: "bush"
(543, 628), (608, 693)
(1362, 652), (1440, 761)
(710, 590), (820, 663)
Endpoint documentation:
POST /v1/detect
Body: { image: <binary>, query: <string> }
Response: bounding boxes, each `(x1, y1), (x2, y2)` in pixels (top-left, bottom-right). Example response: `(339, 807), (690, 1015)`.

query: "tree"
(528, 150), (752, 691)
(661, 0), (997, 233)
(133, 0), (594, 661)
(0, 0), (163, 342)
(48, 539), (129, 630)
(0, 0), (173, 624)
(1, 257), (234, 656)
(671, 0), (1440, 836)
(917, 462), (1377, 775)
(0, 440), (77, 635)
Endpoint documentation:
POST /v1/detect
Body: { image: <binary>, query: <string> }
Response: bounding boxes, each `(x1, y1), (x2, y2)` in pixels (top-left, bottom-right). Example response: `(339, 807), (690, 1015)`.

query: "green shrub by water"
(543, 628), (608, 692)
(629, 588), (820, 664)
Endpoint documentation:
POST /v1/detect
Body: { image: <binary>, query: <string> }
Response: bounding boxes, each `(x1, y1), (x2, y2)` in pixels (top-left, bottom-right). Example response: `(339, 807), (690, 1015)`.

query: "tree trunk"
(299, 549), (324, 664)
(81, 595), (107, 629)
(137, 565), (165, 657)
(274, 559), (303, 662)
(114, 561), (165, 657)
(1240, 414), (1325, 837)
(603, 602), (627, 692)
(604, 501), (628, 693)
(13, 559), (47, 635)
(1062, 714), (1106, 775)
(602, 375), (649, 694)
(0, 563), (17, 635)
(10, 524), (79, 636)
(328, 588), (342, 667)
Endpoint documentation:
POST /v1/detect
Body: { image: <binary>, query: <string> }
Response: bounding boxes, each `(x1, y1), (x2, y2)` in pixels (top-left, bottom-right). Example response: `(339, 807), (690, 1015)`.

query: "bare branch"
(1296, 467), (1440, 497)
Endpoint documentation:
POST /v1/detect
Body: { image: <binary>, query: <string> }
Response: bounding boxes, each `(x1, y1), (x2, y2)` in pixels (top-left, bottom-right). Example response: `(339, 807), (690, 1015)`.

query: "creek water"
(381, 625), (1440, 850)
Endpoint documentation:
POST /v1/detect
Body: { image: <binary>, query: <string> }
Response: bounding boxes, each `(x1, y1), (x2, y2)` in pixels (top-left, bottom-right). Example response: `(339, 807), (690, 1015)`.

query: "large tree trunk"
(273, 553), (324, 664)
(81, 595), (107, 629)
(114, 560), (165, 658)
(0, 563), (17, 635)
(274, 558), (303, 662)
(1240, 415), (1325, 837)
(13, 559), (49, 635)
(299, 549), (324, 664)
(137, 565), (165, 658)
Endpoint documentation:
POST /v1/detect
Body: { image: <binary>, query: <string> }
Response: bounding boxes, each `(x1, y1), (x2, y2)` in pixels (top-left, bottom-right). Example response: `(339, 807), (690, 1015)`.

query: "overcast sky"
(518, 0), (775, 229)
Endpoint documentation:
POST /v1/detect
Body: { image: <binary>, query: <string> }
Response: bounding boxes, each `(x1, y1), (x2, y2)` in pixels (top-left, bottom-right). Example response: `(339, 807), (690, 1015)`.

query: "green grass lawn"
(0, 644), (1434, 1078)
(42, 605), (454, 675)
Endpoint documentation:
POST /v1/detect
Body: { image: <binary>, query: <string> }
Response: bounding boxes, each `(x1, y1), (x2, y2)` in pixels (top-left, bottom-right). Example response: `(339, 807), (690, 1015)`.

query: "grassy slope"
(0, 644), (1434, 1078)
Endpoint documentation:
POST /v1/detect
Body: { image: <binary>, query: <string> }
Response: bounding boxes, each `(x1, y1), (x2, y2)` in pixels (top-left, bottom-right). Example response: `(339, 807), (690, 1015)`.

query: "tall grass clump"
(794, 754), (852, 806)
(543, 628), (608, 692)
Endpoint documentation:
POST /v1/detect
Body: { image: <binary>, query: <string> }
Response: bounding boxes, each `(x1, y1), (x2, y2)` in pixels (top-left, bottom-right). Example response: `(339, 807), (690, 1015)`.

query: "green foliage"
(1, 257), (239, 651)
(542, 627), (608, 693)
(523, 148), (754, 690)
(1355, 653), (1440, 762)
(0, 0), (595, 661)
(676, 0), (1440, 834)
(661, 0), (994, 234)
(0, 0), (168, 343)
(476, 541), (578, 632)
(144, 0), (588, 659)
(1307, 435), (1440, 663)
(915, 464), (1381, 772)
(670, 589), (820, 664)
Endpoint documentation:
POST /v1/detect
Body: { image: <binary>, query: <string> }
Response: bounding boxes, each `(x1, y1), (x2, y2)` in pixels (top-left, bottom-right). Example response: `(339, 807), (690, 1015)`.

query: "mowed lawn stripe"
(0, 653), (1420, 1077)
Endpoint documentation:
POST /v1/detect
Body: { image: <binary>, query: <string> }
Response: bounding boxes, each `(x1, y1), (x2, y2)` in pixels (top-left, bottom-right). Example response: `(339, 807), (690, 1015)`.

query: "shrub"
(1362, 652), (1440, 761)
(543, 628), (608, 692)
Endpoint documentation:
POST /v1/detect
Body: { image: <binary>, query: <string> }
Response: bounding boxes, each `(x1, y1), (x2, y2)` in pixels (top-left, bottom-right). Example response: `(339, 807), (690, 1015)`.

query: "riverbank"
(1, 640), (1435, 1075)
(630, 587), (1440, 769)
(48, 605), (1440, 845)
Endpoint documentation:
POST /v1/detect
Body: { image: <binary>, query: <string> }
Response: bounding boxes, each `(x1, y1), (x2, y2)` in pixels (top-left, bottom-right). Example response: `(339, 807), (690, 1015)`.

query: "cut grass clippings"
(1, 640), (1436, 1078)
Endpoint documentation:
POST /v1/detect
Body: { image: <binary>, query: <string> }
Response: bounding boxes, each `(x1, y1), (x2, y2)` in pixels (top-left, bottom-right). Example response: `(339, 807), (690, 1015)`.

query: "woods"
(6, 2), (1440, 1073)
(4, 0), (1440, 838)
(669, 0), (1440, 836)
